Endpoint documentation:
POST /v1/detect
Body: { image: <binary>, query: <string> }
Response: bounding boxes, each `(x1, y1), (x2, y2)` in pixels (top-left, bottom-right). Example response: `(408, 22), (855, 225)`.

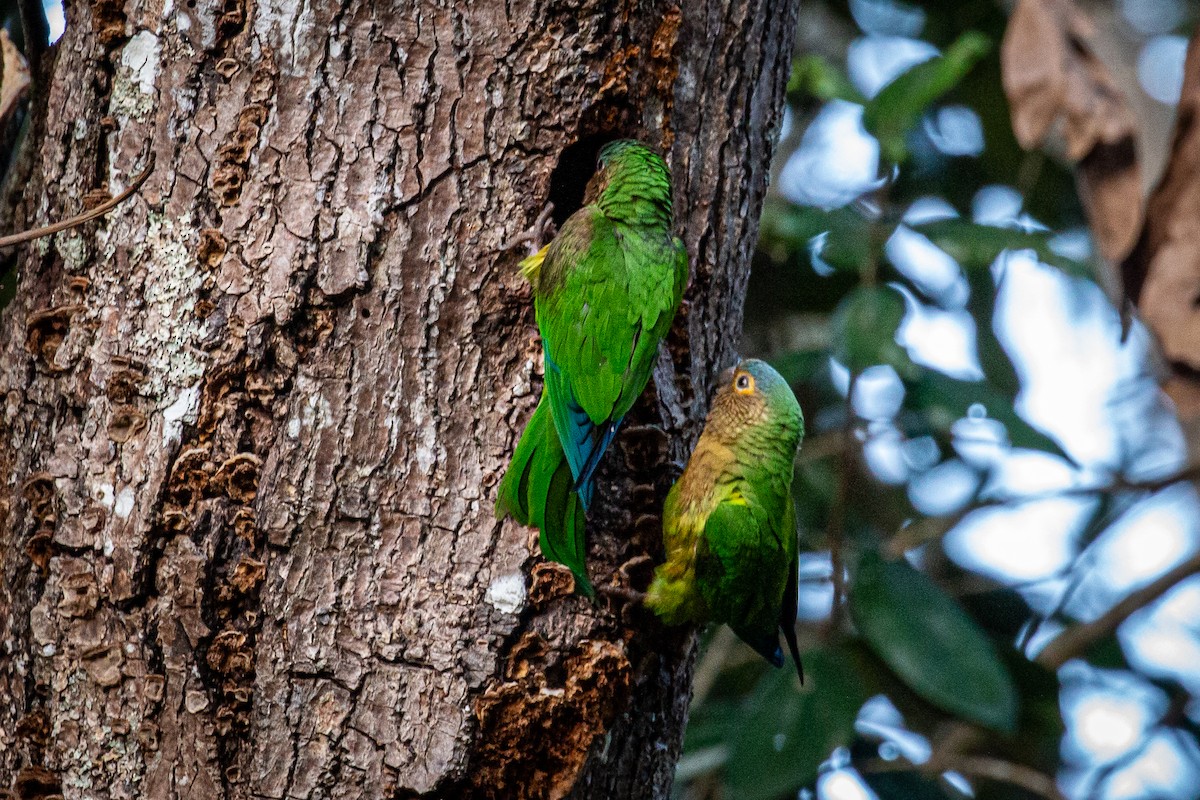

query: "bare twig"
(1018, 564), (1088, 654)
(500, 201), (555, 255)
(885, 505), (976, 558)
(0, 154), (155, 249)
(859, 756), (1065, 800)
(887, 461), (1200, 557)
(947, 755), (1066, 800)
(1036, 549), (1200, 670)
(925, 721), (981, 770)
(1115, 461), (1200, 493)
(860, 753), (1065, 800)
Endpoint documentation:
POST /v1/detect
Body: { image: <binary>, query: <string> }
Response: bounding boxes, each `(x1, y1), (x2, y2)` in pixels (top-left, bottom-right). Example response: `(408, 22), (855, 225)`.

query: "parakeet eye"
(734, 373), (754, 394)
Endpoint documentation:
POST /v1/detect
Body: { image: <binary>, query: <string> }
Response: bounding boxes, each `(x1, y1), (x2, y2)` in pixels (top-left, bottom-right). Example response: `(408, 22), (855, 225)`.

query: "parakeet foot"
(598, 583), (646, 605)
(501, 202), (556, 256)
(617, 554), (655, 585)
(598, 554), (654, 608)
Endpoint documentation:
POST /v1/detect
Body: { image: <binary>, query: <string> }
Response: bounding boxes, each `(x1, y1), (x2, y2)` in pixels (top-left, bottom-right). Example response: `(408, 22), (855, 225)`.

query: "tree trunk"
(0, 1), (798, 798)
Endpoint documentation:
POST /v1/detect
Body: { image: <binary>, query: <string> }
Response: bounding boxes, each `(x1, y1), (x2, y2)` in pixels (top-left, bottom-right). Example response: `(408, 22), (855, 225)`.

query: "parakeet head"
(709, 359), (804, 448)
(583, 139), (673, 223)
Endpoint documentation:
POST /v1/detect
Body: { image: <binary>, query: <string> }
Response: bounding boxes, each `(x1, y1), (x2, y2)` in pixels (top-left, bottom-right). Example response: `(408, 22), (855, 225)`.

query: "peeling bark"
(0, 1), (799, 798)
(1122, 34), (1200, 425)
(1001, 0), (1142, 264)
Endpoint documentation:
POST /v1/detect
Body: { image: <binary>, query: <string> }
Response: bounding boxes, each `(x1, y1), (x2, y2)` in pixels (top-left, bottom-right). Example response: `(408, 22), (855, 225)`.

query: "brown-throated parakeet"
(496, 140), (688, 595)
(646, 359), (805, 679)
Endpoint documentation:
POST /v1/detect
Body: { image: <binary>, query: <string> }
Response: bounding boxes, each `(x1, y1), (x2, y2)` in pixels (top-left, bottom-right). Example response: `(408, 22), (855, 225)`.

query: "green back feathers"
(497, 139), (687, 594)
(591, 140), (674, 228)
(532, 140), (685, 501)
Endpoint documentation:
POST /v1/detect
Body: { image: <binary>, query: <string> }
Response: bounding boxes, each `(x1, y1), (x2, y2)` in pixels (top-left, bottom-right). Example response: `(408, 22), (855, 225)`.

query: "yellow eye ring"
(734, 372), (755, 395)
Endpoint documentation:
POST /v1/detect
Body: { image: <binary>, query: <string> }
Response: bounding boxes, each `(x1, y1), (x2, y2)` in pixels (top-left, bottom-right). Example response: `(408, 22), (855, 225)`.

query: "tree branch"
(1036, 548), (1200, 670)
(887, 461), (1200, 557)
(946, 755), (1066, 800)
(860, 753), (1066, 800)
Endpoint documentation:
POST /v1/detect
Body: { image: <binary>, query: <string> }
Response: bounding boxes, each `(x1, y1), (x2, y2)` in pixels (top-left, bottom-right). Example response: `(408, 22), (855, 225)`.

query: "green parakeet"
(496, 140), (688, 595)
(646, 359), (805, 679)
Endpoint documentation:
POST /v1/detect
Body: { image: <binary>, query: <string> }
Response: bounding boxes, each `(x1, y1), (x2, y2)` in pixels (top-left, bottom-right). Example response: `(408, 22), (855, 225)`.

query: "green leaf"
(904, 370), (1073, 463)
(725, 648), (869, 800)
(815, 224), (874, 274)
(849, 552), (1018, 732)
(789, 54), (866, 105)
(758, 205), (890, 280)
(795, 460), (837, 538)
(1001, 653), (1065, 770)
(760, 205), (864, 267)
(841, 639), (970, 734)
(913, 218), (1091, 278)
(958, 587), (1037, 641)
(963, 268), (1021, 399)
(832, 285), (918, 377)
(810, 208), (888, 274)
(863, 31), (991, 164)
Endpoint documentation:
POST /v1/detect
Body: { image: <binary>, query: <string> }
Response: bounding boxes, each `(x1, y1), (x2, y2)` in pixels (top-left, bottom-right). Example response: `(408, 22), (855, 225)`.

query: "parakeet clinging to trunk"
(646, 359), (805, 680)
(496, 140), (688, 595)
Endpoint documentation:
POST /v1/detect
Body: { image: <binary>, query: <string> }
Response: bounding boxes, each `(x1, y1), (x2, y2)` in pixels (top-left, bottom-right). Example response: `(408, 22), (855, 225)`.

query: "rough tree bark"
(0, 1), (799, 798)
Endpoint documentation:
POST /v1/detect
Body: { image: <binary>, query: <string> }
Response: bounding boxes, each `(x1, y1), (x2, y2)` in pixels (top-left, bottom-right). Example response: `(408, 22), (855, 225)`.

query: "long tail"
(543, 356), (622, 514)
(781, 555), (805, 683)
(496, 396), (594, 595)
(782, 622), (804, 684)
(732, 568), (805, 682)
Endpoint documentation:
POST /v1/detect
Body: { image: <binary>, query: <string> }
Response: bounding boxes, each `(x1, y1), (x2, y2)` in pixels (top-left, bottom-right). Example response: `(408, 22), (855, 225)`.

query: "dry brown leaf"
(1163, 375), (1200, 424)
(1122, 35), (1200, 372)
(0, 30), (29, 128)
(1001, 0), (1142, 262)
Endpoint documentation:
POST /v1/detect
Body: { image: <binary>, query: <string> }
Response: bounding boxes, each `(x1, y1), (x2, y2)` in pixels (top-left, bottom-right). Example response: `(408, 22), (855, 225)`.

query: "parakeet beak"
(718, 365), (735, 385)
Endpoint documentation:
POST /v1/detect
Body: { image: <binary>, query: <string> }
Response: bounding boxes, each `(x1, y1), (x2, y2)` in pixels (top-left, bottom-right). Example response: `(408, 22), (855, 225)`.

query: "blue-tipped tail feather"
(496, 395), (595, 595)
(543, 354), (625, 513)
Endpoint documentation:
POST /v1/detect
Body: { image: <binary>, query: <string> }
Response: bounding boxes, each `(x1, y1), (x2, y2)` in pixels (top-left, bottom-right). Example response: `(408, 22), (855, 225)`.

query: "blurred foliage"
(862, 31), (991, 164)
(850, 552), (1016, 731)
(677, 2), (1200, 800)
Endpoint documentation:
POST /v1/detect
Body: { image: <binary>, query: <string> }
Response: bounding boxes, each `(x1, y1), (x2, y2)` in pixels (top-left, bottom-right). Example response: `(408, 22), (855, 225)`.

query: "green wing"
(536, 207), (685, 506)
(696, 498), (798, 673)
(501, 206), (684, 592)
